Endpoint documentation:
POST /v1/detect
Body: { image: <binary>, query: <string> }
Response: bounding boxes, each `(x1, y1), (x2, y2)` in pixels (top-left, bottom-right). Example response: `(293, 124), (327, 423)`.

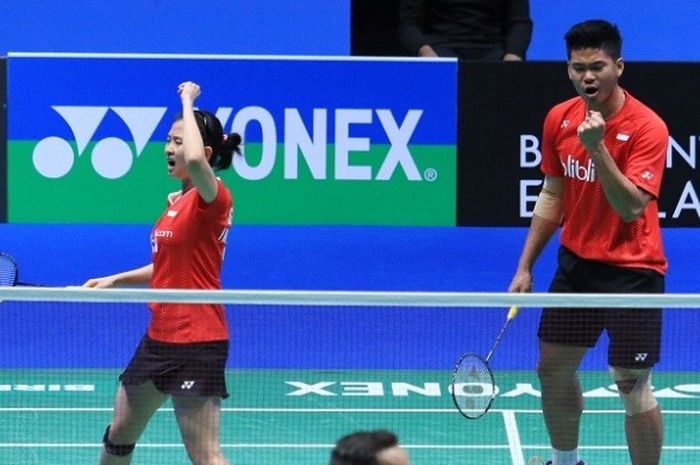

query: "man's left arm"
(578, 110), (666, 222)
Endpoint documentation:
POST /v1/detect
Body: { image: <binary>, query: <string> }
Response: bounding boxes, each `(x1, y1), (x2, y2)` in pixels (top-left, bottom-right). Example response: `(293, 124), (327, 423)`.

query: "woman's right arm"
(83, 263), (153, 288)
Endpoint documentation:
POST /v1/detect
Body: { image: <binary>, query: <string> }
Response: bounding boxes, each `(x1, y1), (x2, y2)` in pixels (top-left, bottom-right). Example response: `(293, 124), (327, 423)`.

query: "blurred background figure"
(399, 0), (533, 61)
(329, 430), (410, 465)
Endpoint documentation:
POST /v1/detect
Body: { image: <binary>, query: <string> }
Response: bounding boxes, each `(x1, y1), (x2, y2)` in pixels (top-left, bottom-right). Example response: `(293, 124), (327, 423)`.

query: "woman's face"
(165, 120), (187, 179)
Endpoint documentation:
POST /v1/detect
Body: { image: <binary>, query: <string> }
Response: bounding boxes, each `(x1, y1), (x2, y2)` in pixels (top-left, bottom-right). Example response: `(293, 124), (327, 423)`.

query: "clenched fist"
(577, 109), (605, 150)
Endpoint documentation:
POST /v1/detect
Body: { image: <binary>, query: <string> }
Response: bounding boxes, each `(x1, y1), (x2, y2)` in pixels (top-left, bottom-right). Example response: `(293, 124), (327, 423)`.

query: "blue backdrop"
(528, 0), (700, 61)
(1, 225), (698, 372)
(1, 1), (699, 61)
(0, 0), (349, 55)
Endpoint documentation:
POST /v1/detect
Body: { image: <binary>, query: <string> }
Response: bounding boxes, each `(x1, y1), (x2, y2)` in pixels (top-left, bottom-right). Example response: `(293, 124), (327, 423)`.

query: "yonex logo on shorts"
(181, 380), (195, 390)
(635, 353), (648, 362)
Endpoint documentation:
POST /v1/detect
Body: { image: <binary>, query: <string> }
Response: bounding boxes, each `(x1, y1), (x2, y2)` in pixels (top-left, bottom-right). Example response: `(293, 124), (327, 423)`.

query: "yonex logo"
(641, 171), (654, 181)
(284, 381), (700, 398)
(33, 106), (167, 179)
(32, 105), (433, 183)
(635, 353), (648, 362)
(181, 380), (195, 390)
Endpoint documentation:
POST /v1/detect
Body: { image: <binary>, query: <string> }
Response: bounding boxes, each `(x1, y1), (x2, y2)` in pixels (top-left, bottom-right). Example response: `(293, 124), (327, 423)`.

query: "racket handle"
(506, 305), (520, 321)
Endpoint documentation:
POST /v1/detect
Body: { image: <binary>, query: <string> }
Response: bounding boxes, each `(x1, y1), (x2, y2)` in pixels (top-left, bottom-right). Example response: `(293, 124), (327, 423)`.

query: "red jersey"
(541, 90), (668, 274)
(148, 179), (233, 343)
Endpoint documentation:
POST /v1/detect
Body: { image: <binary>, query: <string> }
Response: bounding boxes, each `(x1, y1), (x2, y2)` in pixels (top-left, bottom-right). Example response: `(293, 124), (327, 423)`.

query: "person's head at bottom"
(330, 430), (410, 465)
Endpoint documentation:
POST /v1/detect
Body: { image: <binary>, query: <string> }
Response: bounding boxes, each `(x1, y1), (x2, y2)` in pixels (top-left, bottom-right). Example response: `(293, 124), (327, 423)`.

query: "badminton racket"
(0, 252), (47, 287)
(451, 305), (521, 419)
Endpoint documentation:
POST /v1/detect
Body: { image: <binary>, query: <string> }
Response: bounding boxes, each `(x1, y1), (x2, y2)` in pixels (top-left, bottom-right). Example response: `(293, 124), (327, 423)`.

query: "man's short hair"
(565, 19), (623, 60)
(330, 430), (399, 465)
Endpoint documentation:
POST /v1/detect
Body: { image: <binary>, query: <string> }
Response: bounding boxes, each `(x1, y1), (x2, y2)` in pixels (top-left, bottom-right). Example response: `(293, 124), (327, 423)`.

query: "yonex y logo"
(181, 380), (195, 390)
(33, 106), (166, 179)
(635, 353), (648, 362)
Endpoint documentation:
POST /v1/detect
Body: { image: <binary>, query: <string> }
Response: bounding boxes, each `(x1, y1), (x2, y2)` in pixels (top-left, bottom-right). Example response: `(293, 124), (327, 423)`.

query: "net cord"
(0, 287), (697, 308)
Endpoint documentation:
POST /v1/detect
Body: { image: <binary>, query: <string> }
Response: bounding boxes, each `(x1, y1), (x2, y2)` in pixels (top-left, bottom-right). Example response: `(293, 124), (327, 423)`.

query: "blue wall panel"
(2, 1), (699, 60)
(529, 0), (700, 61)
(0, 1), (349, 55)
(1, 225), (698, 371)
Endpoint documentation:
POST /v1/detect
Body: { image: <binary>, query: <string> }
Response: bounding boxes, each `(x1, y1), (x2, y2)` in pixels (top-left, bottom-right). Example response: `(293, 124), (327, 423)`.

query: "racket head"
(451, 352), (496, 419)
(0, 253), (19, 287)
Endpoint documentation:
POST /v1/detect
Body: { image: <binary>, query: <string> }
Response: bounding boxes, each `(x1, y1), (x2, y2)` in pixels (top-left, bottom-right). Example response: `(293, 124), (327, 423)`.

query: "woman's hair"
(176, 110), (242, 171)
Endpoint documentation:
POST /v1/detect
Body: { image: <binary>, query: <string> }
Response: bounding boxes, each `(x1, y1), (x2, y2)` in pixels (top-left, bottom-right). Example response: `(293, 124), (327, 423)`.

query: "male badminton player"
(508, 20), (668, 465)
(83, 81), (241, 465)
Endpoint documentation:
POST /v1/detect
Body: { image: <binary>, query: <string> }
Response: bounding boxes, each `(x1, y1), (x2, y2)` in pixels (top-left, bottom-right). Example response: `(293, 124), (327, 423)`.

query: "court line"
(1, 407), (699, 414)
(503, 410), (525, 465)
(0, 444), (510, 449)
(0, 444), (698, 450)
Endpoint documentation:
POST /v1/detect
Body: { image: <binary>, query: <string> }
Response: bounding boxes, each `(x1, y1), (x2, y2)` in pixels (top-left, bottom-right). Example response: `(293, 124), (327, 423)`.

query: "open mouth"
(584, 86), (598, 96)
(167, 159), (176, 167)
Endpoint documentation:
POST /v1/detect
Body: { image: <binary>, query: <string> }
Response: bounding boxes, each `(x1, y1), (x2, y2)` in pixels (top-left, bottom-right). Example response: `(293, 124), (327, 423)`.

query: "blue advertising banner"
(8, 54), (457, 225)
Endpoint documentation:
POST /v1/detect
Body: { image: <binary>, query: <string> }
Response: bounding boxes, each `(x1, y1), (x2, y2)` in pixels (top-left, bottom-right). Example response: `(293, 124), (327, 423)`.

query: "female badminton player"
(83, 81), (241, 465)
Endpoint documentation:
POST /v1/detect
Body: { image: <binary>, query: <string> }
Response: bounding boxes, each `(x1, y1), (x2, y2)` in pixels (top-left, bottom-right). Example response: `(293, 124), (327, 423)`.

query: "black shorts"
(538, 247), (664, 368)
(120, 335), (229, 398)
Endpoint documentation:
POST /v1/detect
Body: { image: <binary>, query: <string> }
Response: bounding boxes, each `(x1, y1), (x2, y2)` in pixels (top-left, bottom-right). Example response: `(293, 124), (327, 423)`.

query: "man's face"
(376, 445), (410, 465)
(567, 47), (624, 109)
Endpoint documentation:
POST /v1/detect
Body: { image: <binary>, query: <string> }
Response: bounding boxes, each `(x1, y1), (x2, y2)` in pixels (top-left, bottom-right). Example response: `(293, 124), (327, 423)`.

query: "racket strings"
(0, 254), (19, 287)
(452, 354), (495, 419)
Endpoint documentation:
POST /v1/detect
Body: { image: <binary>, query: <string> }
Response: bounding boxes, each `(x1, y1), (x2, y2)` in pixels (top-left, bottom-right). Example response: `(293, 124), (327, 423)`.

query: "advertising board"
(8, 54), (457, 225)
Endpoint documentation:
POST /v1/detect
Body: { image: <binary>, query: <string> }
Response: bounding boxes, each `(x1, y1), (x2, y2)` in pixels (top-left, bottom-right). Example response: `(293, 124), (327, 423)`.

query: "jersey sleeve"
(196, 179), (233, 219)
(625, 117), (668, 198)
(540, 107), (564, 177)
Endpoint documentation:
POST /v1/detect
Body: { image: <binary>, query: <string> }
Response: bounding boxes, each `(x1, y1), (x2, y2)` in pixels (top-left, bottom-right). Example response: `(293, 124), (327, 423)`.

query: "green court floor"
(1, 369), (698, 464)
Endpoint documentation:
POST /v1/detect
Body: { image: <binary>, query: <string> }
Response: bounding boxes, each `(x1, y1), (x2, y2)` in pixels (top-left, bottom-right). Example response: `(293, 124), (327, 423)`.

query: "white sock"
(552, 447), (579, 465)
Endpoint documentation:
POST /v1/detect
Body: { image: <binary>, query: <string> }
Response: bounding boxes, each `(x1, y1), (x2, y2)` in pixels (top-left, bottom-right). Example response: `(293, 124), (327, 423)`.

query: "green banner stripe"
(8, 141), (456, 225)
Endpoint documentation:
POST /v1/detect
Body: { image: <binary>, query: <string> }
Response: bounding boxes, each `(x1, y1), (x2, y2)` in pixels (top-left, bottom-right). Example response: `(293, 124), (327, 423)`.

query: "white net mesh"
(0, 287), (698, 465)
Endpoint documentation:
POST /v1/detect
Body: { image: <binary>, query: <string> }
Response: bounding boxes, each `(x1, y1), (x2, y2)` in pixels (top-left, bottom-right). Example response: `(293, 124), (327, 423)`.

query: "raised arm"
(178, 81), (219, 203)
(578, 110), (652, 222)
